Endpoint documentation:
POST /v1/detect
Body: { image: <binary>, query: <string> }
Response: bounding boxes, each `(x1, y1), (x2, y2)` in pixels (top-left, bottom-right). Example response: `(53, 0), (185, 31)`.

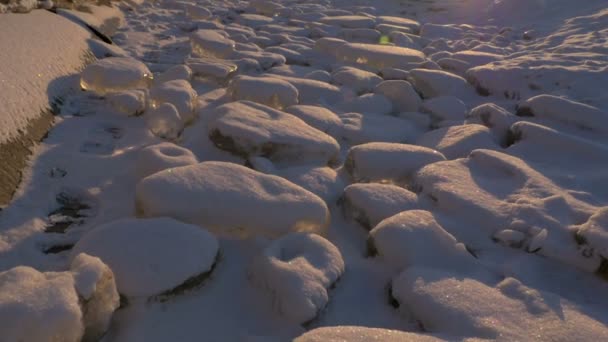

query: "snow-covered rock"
(575, 208), (608, 259)
(227, 75), (299, 110)
(340, 112), (417, 145)
(342, 183), (418, 230)
(0, 266), (83, 342)
(320, 15), (376, 29)
(187, 58), (238, 81)
(409, 68), (470, 98)
(369, 210), (477, 272)
(279, 165), (345, 204)
(190, 29), (236, 58)
(285, 105), (343, 139)
(416, 124), (499, 159)
(150, 79), (198, 124)
(331, 66), (383, 94)
(269, 75), (345, 105)
(71, 218), (219, 297)
(374, 80), (421, 113)
(392, 267), (608, 340)
(376, 16), (420, 33)
(465, 103), (517, 144)
(146, 103), (184, 140)
(155, 64), (193, 83)
(294, 326), (444, 342)
(136, 162), (330, 238)
(336, 43), (426, 70)
(337, 93), (393, 116)
(81, 57), (153, 95)
(339, 28), (382, 43)
(208, 101), (340, 165)
(249, 233), (344, 323)
(107, 89), (147, 116)
(420, 96), (467, 123)
(344, 142), (446, 184)
(135, 142), (198, 180)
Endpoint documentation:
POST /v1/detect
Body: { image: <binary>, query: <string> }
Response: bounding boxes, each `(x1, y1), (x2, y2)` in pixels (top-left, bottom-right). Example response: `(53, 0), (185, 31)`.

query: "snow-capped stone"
(184, 4), (211, 19)
(517, 95), (608, 133)
(305, 70), (332, 82)
(437, 57), (470, 76)
(279, 165), (345, 203)
(420, 23), (465, 40)
(369, 210), (476, 272)
(135, 142), (198, 180)
(465, 103), (517, 144)
(493, 229), (527, 248)
(416, 124), (499, 159)
(107, 89), (147, 116)
(208, 101), (340, 165)
(342, 183), (418, 230)
(340, 112), (418, 145)
(575, 208), (608, 259)
(344, 142), (446, 184)
(339, 28), (382, 43)
(320, 15), (376, 29)
(249, 233), (344, 323)
(146, 103), (183, 140)
(285, 105), (343, 139)
(409, 68), (470, 98)
(150, 79), (198, 123)
(70, 253), (119, 341)
(187, 58), (238, 81)
(336, 43), (426, 70)
(269, 75), (345, 105)
(230, 50), (286, 69)
(80, 57), (153, 95)
(376, 23), (414, 35)
(332, 66), (383, 94)
(136, 162), (330, 238)
(295, 326), (443, 342)
(420, 96), (467, 123)
(376, 16), (420, 33)
(374, 80), (421, 113)
(227, 75), (299, 110)
(452, 50), (502, 67)
(71, 218), (219, 297)
(155, 64), (192, 83)
(190, 29), (236, 58)
(337, 93), (393, 115)
(0, 266), (83, 342)
(392, 268), (608, 340)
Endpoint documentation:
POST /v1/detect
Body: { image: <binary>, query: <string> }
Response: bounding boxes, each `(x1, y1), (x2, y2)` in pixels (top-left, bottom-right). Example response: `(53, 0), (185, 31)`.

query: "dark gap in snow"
(43, 244), (75, 254)
(154, 252), (220, 303)
(387, 283), (400, 309)
(366, 236), (378, 257)
(515, 105), (534, 117)
(596, 257), (608, 281)
(504, 128), (523, 147)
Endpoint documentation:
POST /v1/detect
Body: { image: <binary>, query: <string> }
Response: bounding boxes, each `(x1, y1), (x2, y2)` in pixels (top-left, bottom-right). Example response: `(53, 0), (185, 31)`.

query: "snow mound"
(392, 267), (608, 340)
(136, 162), (330, 238)
(336, 43), (426, 70)
(269, 75), (345, 105)
(135, 142), (198, 180)
(107, 89), (147, 116)
(420, 96), (467, 123)
(331, 66), (383, 94)
(0, 266), (83, 342)
(574, 208), (608, 260)
(146, 103), (184, 140)
(70, 253), (120, 341)
(340, 112), (417, 145)
(374, 80), (422, 113)
(409, 68), (471, 99)
(465, 103), (517, 145)
(517, 94), (608, 133)
(342, 183), (419, 230)
(227, 75), (299, 110)
(208, 101), (340, 165)
(81, 57), (153, 95)
(416, 124), (499, 159)
(279, 165), (345, 204)
(294, 326), (444, 342)
(71, 217), (219, 297)
(156, 64), (192, 83)
(285, 105), (343, 139)
(344, 142), (446, 184)
(337, 93), (393, 116)
(369, 210), (477, 272)
(190, 29), (236, 58)
(150, 80), (198, 124)
(249, 233), (344, 323)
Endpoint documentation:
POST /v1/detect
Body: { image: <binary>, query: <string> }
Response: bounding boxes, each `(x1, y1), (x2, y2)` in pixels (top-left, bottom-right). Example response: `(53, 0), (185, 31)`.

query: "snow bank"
(136, 162), (330, 238)
(135, 142), (198, 180)
(344, 142), (446, 184)
(81, 57), (153, 95)
(227, 75), (299, 110)
(71, 217), (219, 297)
(249, 233), (344, 323)
(208, 101), (340, 165)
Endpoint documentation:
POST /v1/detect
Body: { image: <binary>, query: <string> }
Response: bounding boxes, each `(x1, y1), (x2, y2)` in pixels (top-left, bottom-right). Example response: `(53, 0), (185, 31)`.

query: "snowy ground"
(1, 0), (608, 341)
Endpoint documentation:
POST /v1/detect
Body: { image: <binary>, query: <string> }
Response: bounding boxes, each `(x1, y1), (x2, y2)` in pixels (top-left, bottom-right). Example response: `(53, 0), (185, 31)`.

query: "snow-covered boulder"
(279, 165), (345, 204)
(71, 218), (219, 297)
(517, 94), (608, 133)
(331, 66), (383, 94)
(294, 326), (443, 342)
(285, 105), (343, 139)
(420, 96), (467, 123)
(369, 210), (476, 272)
(135, 142), (198, 180)
(70, 253), (120, 341)
(320, 15), (376, 29)
(156, 65), (193, 83)
(136, 162), (330, 238)
(344, 142), (446, 184)
(0, 267), (83, 342)
(376, 16), (420, 33)
(416, 124), (499, 159)
(187, 58), (238, 81)
(575, 208), (608, 260)
(340, 112), (417, 145)
(409, 68), (470, 98)
(249, 233), (344, 323)
(337, 93), (393, 116)
(227, 75), (299, 109)
(452, 50), (502, 67)
(81, 57), (153, 95)
(269, 75), (345, 105)
(208, 101), (340, 165)
(465, 103), (517, 145)
(146, 103), (184, 140)
(190, 29), (236, 58)
(107, 89), (147, 116)
(339, 28), (382, 43)
(342, 183), (419, 230)
(392, 267), (608, 340)
(150, 80), (198, 124)
(374, 80), (421, 113)
(336, 43), (425, 70)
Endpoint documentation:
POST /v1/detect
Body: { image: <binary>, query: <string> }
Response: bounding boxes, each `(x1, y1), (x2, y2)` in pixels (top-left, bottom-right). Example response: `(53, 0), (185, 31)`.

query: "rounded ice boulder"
(135, 142), (198, 180)
(80, 57), (153, 94)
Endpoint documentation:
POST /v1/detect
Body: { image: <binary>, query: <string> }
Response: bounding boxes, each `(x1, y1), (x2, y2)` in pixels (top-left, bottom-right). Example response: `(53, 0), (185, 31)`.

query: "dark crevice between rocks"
(596, 257), (608, 281)
(387, 283), (399, 309)
(515, 105), (534, 117)
(209, 129), (249, 159)
(366, 236), (378, 258)
(44, 243), (75, 254)
(302, 275), (343, 330)
(504, 127), (523, 148)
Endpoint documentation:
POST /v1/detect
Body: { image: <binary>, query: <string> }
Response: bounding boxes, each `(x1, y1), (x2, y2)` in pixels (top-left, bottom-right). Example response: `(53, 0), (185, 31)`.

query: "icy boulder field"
(1, 0), (608, 341)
